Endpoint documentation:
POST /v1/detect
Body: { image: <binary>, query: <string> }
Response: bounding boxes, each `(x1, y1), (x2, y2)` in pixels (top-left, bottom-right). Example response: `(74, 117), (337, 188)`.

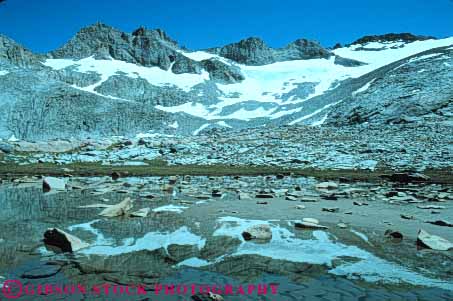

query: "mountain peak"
(207, 36), (274, 65)
(49, 23), (183, 70)
(131, 26), (178, 46)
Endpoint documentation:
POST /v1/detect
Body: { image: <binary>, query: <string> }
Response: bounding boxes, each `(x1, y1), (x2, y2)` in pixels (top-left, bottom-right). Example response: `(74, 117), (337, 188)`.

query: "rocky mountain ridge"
(0, 23), (452, 140)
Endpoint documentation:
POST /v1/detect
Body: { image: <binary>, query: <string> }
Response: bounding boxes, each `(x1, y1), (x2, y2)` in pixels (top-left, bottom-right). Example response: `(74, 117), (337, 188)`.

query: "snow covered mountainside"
(0, 23), (452, 139)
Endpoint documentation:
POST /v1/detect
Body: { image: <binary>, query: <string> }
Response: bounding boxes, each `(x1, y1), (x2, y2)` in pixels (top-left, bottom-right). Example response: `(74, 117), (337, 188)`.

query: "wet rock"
(295, 220), (328, 230)
(316, 182), (338, 190)
(303, 218), (320, 224)
(242, 224), (272, 241)
(322, 207), (340, 213)
(417, 205), (445, 210)
(98, 197), (133, 217)
(385, 230), (403, 241)
(286, 195), (299, 201)
(130, 208), (150, 218)
(42, 177), (66, 192)
(417, 229), (453, 251)
(256, 201), (268, 205)
(43, 228), (89, 252)
(425, 220), (453, 227)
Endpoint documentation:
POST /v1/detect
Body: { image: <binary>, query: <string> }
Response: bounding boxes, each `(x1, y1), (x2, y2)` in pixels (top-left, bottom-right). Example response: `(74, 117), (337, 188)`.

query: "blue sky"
(1, 0), (453, 53)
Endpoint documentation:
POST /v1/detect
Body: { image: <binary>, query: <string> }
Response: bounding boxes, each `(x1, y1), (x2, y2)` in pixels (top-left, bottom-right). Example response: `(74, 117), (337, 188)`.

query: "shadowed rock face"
(350, 33), (436, 45)
(201, 59), (245, 83)
(0, 35), (43, 67)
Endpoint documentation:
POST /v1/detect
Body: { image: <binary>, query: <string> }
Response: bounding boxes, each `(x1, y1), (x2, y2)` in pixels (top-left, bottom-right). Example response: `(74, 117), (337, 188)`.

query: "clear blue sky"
(1, 0), (453, 53)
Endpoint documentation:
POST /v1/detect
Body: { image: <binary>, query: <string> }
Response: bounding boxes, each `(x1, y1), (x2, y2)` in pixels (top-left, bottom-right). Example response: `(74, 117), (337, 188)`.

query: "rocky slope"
(0, 25), (452, 139)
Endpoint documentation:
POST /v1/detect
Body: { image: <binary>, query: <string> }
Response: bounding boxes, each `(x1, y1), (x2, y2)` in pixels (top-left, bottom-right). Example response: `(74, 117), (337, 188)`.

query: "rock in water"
(99, 197), (133, 217)
(295, 222), (328, 230)
(43, 228), (89, 252)
(385, 230), (404, 241)
(130, 208), (150, 218)
(417, 229), (453, 251)
(242, 224), (272, 241)
(425, 220), (453, 227)
(42, 177), (66, 192)
(316, 182), (338, 190)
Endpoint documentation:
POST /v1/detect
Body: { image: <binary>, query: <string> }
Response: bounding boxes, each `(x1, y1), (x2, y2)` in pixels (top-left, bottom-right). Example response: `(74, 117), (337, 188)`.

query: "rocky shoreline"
(0, 173), (452, 300)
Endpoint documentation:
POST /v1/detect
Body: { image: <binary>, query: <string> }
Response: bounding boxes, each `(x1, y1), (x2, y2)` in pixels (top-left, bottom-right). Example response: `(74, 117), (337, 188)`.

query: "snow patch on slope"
(43, 56), (210, 92)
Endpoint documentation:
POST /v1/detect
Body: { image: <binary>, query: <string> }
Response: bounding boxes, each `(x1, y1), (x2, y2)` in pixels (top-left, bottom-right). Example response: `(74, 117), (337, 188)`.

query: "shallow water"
(0, 176), (452, 300)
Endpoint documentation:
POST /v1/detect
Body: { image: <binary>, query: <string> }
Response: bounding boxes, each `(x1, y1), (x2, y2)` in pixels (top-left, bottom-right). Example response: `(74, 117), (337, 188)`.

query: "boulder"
(384, 230), (403, 241)
(99, 197), (133, 217)
(417, 229), (453, 251)
(295, 222), (328, 230)
(322, 207), (340, 213)
(316, 182), (338, 190)
(242, 224), (272, 241)
(43, 228), (89, 252)
(42, 177), (66, 192)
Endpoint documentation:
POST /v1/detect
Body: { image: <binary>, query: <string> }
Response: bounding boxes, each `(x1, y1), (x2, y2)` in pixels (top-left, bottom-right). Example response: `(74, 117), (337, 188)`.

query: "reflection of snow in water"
(350, 228), (373, 246)
(213, 217), (453, 290)
(67, 221), (205, 256)
(176, 257), (210, 268)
